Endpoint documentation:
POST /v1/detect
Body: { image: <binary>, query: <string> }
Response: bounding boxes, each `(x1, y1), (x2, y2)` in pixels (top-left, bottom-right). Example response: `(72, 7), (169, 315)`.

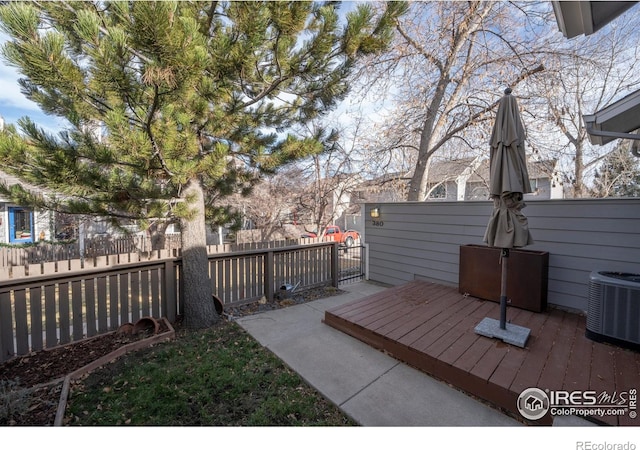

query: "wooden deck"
(323, 280), (640, 426)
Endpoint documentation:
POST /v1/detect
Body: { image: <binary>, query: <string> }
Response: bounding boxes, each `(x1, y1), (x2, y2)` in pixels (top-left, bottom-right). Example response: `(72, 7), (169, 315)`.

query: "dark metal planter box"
(458, 244), (549, 312)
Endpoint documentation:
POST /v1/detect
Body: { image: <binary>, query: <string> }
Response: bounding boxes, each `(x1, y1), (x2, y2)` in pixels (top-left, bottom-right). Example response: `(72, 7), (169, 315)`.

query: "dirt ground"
(1, 329), (158, 426)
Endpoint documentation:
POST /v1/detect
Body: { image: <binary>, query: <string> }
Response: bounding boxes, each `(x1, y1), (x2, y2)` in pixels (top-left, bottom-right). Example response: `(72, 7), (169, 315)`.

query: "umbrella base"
(474, 317), (530, 348)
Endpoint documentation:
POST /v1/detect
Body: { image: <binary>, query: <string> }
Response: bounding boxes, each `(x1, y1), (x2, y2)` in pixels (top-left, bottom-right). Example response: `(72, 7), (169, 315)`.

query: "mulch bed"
(0, 323), (169, 426)
(0, 285), (343, 426)
(224, 285), (343, 318)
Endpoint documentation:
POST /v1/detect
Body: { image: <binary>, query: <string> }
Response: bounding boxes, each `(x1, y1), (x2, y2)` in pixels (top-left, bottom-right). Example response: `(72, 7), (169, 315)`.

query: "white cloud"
(0, 63), (42, 112)
(0, 34), (67, 133)
(0, 33), (42, 112)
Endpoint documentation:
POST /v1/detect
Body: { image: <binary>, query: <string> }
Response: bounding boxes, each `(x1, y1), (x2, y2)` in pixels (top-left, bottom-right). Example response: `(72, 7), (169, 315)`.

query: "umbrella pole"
(499, 248), (509, 330)
(474, 246), (529, 348)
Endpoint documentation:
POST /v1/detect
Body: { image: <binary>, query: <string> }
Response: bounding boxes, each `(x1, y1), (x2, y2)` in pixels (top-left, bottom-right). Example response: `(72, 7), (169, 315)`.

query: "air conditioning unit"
(586, 271), (640, 351)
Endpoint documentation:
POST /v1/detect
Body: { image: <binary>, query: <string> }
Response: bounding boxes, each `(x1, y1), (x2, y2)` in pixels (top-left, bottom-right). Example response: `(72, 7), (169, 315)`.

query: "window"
(428, 184), (446, 199)
(8, 207), (34, 243)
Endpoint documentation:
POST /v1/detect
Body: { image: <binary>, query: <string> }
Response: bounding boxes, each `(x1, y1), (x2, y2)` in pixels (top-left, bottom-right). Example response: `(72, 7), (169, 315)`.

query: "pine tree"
(0, 1), (406, 328)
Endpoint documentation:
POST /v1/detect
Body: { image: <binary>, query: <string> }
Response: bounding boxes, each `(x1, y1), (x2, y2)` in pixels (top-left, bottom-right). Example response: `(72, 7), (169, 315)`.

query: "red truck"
(302, 225), (360, 247)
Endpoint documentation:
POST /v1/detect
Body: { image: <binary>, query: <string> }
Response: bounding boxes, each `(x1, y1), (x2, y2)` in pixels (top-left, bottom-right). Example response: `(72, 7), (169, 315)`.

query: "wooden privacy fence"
(0, 242), (82, 268)
(0, 241), (339, 363)
(0, 234), (183, 268)
(209, 242), (338, 306)
(0, 236), (320, 271)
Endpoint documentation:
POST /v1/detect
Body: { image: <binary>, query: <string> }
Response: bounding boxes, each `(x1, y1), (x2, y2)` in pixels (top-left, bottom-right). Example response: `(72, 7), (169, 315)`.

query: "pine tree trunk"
(148, 221), (169, 251)
(180, 177), (218, 329)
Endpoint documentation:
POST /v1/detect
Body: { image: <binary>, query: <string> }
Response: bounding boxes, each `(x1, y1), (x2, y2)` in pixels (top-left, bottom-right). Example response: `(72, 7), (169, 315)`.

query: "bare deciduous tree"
(292, 122), (364, 234)
(231, 169), (303, 242)
(354, 1), (547, 201)
(525, 10), (640, 198)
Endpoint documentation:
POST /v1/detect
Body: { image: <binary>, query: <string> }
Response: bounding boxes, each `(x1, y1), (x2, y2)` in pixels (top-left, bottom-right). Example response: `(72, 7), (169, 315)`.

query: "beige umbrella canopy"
(483, 88), (533, 248)
(475, 88), (533, 348)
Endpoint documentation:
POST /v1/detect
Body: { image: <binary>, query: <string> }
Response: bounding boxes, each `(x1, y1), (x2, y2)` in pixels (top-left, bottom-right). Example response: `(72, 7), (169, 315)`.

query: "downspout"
(584, 124), (640, 157)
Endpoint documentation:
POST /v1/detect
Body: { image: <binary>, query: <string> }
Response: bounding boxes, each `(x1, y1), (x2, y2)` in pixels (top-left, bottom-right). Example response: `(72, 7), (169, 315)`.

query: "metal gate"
(338, 243), (366, 285)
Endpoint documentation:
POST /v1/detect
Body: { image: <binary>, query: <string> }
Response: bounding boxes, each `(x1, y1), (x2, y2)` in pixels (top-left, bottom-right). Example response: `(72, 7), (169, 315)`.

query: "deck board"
(323, 280), (640, 426)
(396, 291), (468, 345)
(563, 318), (593, 393)
(537, 312), (579, 392)
(488, 311), (547, 392)
(378, 284), (459, 339)
(509, 308), (564, 395)
(589, 341), (621, 426)
(415, 299), (488, 358)
(369, 283), (453, 333)
(454, 335), (494, 372)
(437, 301), (495, 365)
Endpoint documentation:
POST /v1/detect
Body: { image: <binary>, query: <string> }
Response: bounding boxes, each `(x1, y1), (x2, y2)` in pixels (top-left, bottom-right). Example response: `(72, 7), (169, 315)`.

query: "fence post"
(0, 291), (13, 363)
(163, 260), (177, 322)
(265, 250), (274, 302)
(364, 243), (370, 281)
(331, 242), (339, 288)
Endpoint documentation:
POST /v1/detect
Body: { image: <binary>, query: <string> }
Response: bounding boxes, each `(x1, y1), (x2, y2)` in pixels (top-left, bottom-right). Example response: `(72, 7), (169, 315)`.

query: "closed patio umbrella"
(475, 88), (533, 348)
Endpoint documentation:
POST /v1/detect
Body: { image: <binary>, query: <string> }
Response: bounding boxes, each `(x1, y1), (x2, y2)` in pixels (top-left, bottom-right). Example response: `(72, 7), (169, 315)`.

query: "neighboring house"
(352, 157), (563, 204)
(424, 156), (484, 201)
(0, 203), (36, 244)
(0, 115), (45, 244)
(331, 174), (364, 224)
(350, 172), (411, 204)
(352, 158), (486, 203)
(1, 167), (138, 244)
(0, 170), (52, 244)
(465, 158), (564, 201)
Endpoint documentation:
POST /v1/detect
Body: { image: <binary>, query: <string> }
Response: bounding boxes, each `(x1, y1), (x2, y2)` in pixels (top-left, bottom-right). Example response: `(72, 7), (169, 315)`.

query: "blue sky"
(0, 34), (69, 133)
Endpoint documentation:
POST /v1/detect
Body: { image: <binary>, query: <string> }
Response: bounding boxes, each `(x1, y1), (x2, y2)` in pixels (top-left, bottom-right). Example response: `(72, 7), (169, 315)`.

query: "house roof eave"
(552, 1), (637, 38)
(583, 89), (640, 146)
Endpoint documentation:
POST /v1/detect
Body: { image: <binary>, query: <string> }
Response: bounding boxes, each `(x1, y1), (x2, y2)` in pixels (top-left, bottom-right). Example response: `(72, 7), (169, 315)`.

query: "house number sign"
(372, 220), (384, 227)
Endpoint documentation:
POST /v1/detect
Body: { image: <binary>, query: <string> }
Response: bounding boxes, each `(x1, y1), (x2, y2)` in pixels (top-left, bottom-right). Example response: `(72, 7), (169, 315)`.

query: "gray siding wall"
(364, 198), (640, 312)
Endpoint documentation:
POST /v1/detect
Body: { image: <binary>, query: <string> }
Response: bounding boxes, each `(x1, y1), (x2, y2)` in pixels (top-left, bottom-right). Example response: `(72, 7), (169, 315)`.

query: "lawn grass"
(66, 320), (356, 426)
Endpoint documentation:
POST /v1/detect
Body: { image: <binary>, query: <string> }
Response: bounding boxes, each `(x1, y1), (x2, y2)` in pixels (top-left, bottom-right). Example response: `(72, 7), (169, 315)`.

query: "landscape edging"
(53, 317), (176, 426)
